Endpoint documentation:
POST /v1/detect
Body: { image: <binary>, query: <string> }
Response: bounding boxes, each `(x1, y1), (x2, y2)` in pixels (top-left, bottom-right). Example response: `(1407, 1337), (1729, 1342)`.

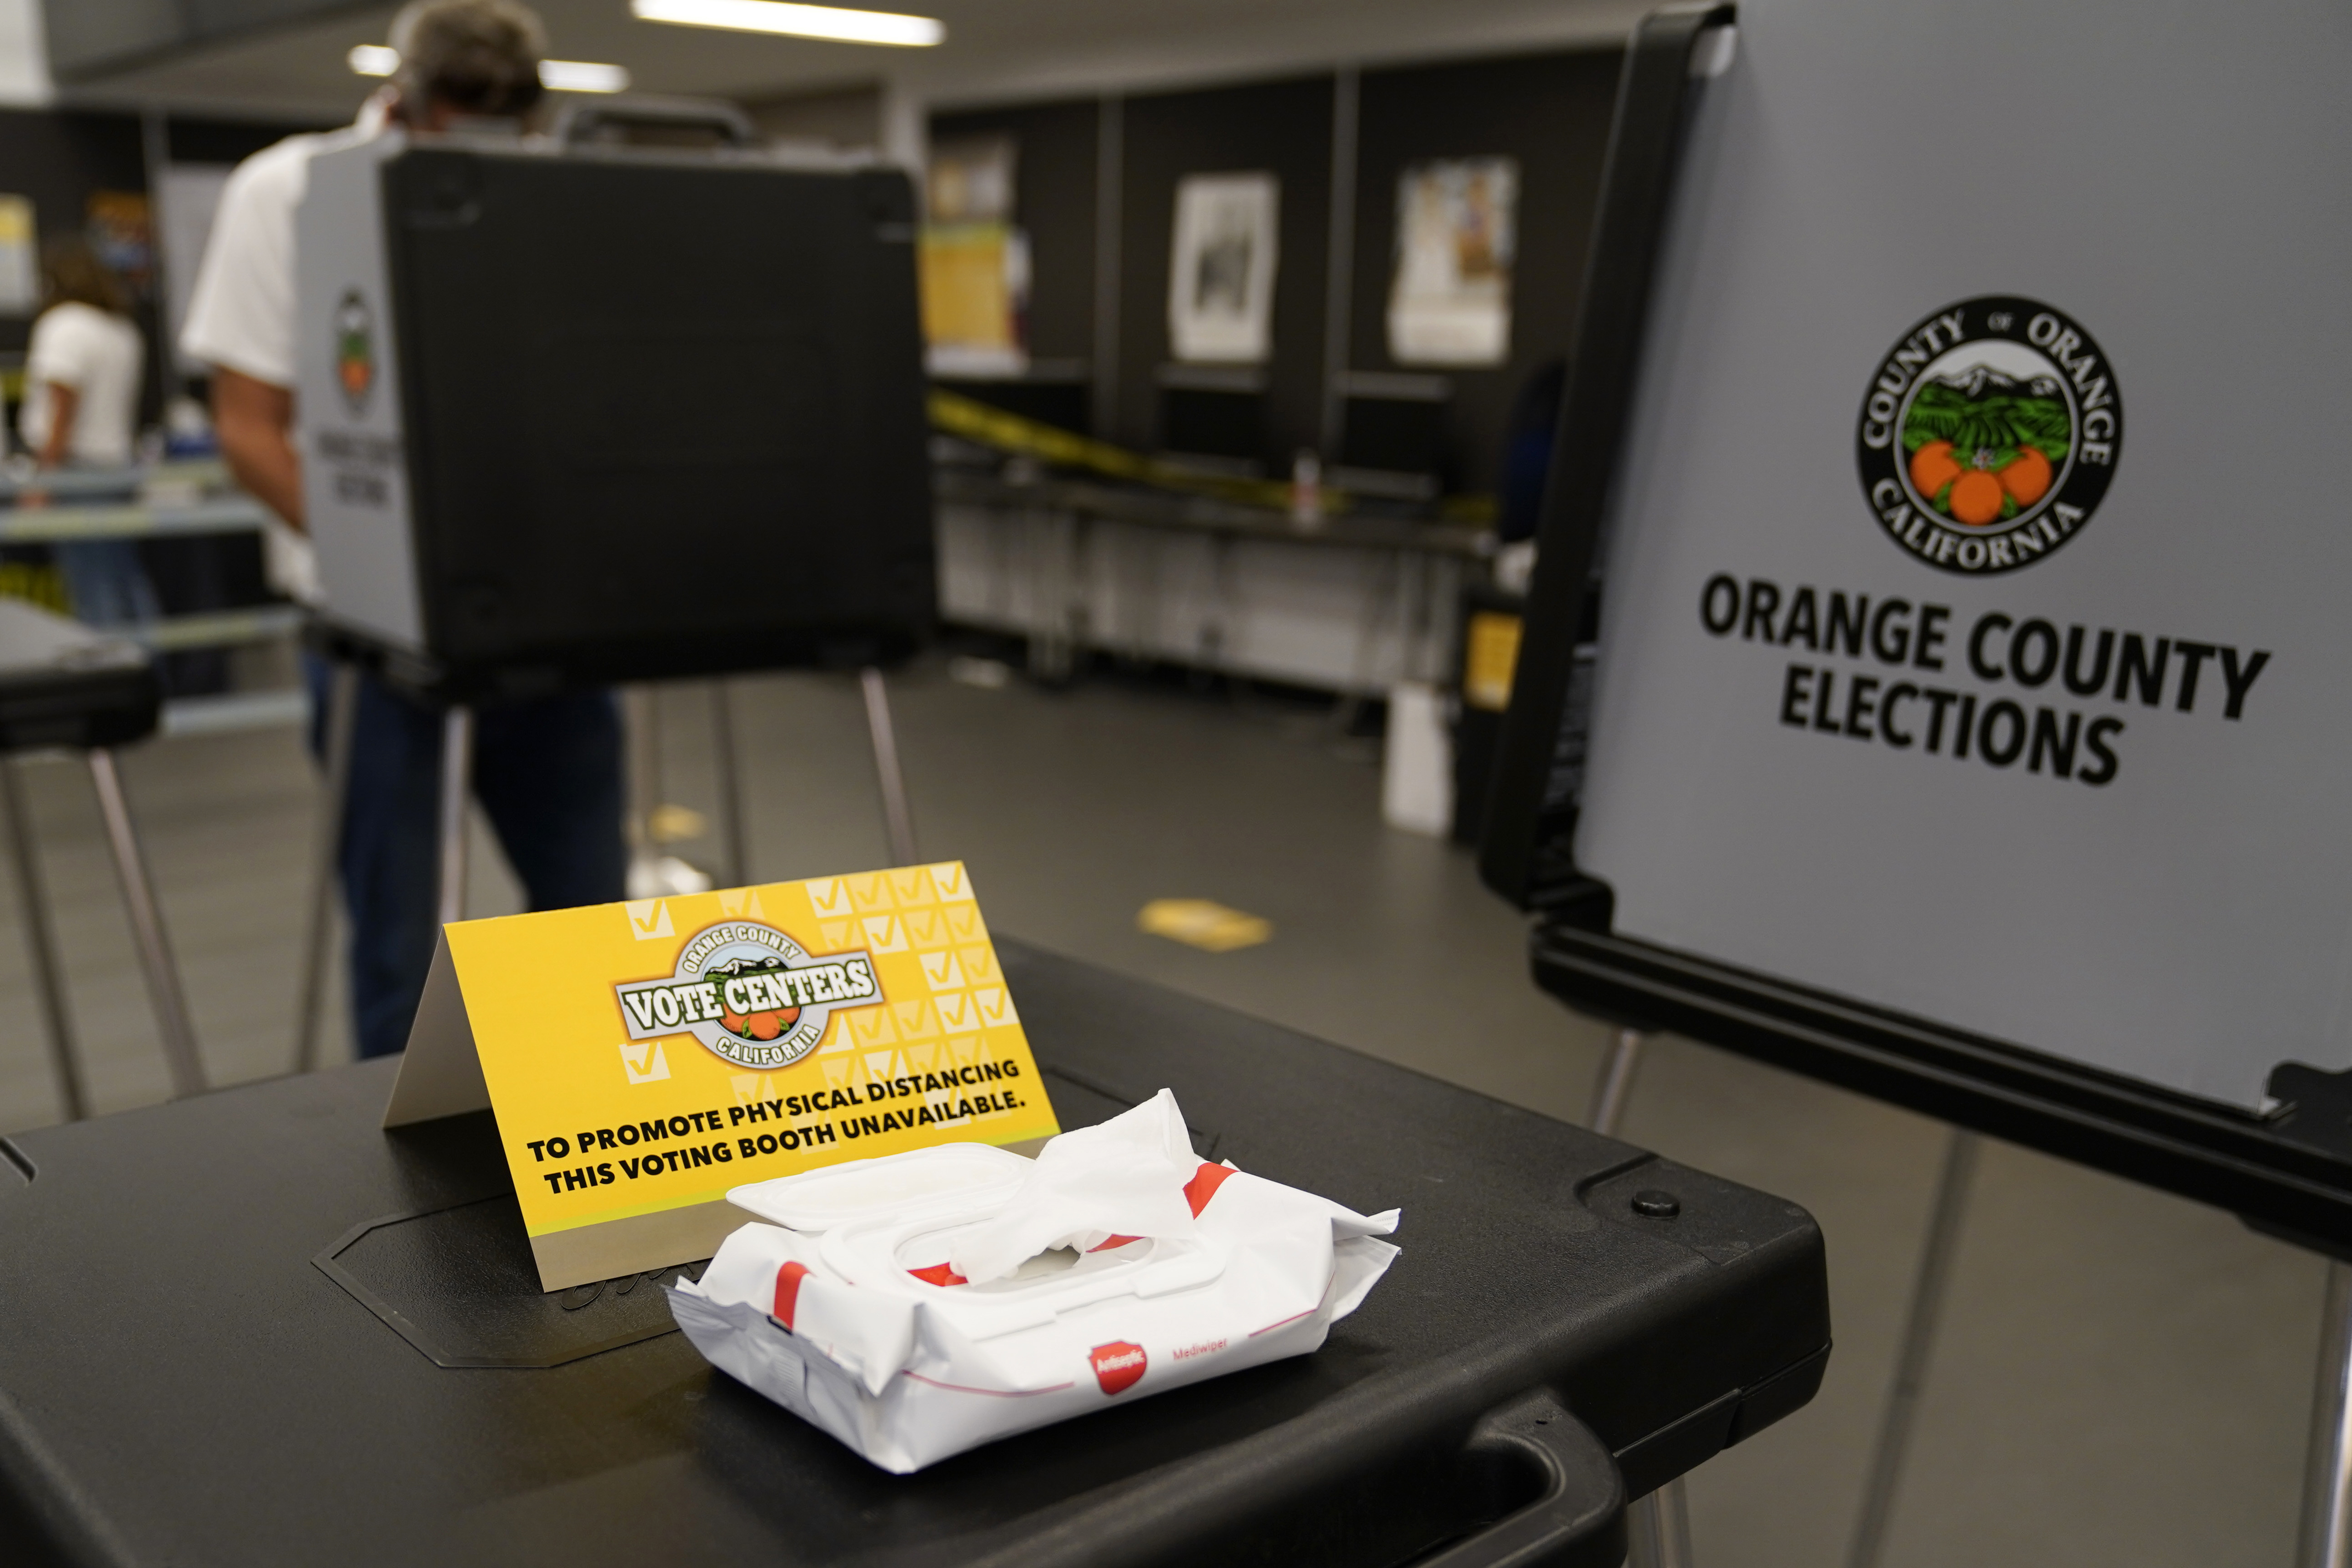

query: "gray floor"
(0, 658), (2324, 1565)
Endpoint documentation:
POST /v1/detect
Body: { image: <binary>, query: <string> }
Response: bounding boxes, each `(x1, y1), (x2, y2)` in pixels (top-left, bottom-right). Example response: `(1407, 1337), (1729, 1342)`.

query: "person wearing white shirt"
(17, 238), (161, 626)
(180, 0), (626, 1061)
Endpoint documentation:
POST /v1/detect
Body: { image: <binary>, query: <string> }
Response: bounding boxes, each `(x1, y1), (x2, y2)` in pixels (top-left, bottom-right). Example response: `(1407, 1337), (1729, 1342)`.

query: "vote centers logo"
(1854, 296), (2122, 575)
(614, 920), (886, 1071)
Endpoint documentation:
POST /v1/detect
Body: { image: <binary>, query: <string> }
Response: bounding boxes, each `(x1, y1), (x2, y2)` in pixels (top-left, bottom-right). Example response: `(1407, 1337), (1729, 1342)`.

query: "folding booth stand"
(0, 599), (205, 1118)
(1482, 4), (2352, 1564)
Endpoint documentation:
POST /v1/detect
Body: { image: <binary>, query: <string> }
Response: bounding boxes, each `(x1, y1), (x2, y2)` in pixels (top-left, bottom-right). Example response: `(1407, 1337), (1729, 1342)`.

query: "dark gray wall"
(1350, 49), (1624, 491)
(927, 45), (1626, 493)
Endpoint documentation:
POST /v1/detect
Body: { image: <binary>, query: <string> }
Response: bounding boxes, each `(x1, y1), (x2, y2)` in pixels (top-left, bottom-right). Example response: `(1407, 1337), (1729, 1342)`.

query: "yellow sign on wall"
(384, 862), (1060, 1291)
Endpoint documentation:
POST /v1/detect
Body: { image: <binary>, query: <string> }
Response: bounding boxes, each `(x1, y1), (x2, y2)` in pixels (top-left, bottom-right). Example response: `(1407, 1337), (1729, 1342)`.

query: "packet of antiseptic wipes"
(666, 1089), (1400, 1473)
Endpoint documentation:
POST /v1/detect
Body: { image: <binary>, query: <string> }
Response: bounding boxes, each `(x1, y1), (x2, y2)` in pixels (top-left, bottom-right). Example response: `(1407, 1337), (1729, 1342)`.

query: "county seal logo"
(1855, 296), (2122, 575)
(334, 289), (374, 414)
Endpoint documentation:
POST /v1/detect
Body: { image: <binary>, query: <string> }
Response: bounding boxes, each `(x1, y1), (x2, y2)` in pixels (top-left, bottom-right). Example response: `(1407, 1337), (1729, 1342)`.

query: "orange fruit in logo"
(1910, 440), (1962, 498)
(1948, 470), (2005, 526)
(747, 1011), (784, 1040)
(1999, 446), (2052, 507)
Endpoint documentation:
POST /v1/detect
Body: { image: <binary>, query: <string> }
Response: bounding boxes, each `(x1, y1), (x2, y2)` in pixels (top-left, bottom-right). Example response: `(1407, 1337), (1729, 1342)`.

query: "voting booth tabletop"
(0, 599), (158, 753)
(0, 942), (1828, 1568)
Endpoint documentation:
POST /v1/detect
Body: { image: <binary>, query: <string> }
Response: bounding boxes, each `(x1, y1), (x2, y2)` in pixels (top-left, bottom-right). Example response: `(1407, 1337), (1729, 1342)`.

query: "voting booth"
(282, 126), (939, 1044)
(296, 132), (935, 697)
(1481, 1), (2352, 1561)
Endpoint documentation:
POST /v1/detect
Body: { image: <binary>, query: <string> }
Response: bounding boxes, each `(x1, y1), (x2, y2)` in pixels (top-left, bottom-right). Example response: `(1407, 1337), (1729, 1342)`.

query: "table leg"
(2, 756), (85, 1120)
(1064, 512), (1093, 677)
(436, 707), (472, 929)
(293, 661), (358, 1072)
(1624, 1476), (1695, 1568)
(87, 747), (206, 1098)
(1585, 1026), (1694, 1568)
(1846, 1127), (1980, 1568)
(710, 680), (748, 888)
(860, 667), (919, 868)
(2298, 1261), (2352, 1567)
(1589, 1025), (1646, 1139)
(1201, 533), (1235, 681)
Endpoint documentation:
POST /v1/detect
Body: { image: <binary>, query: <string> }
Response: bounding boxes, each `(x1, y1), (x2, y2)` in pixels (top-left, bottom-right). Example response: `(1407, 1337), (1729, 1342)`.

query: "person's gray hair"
(388, 0), (547, 120)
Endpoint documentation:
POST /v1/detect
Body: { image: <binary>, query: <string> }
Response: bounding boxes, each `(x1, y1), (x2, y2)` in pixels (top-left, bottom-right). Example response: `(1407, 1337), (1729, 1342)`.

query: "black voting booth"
(288, 120), (938, 1058)
(1482, 3), (2352, 1563)
(299, 127), (934, 696)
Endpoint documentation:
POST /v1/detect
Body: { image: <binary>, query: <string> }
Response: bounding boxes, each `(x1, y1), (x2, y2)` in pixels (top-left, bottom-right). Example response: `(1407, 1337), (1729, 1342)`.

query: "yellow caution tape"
(928, 387), (1329, 514)
(928, 387), (1501, 528)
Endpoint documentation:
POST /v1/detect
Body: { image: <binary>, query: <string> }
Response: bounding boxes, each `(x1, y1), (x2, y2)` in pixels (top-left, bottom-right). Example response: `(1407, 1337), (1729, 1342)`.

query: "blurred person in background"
(16, 237), (161, 626)
(180, 0), (627, 1062)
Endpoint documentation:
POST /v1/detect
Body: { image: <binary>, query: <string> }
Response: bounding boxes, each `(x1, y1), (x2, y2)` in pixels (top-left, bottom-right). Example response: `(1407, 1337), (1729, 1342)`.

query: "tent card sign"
(385, 862), (1061, 1291)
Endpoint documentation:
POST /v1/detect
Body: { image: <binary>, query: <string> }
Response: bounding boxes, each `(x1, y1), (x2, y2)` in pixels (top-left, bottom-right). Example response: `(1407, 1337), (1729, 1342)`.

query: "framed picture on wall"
(921, 135), (1028, 377)
(0, 195), (37, 316)
(1387, 157), (1518, 367)
(1168, 172), (1279, 364)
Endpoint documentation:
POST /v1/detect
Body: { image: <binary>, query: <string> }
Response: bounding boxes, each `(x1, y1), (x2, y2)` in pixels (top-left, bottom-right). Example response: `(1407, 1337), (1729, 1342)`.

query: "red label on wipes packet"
(773, 1260), (811, 1328)
(1089, 1340), (1148, 1395)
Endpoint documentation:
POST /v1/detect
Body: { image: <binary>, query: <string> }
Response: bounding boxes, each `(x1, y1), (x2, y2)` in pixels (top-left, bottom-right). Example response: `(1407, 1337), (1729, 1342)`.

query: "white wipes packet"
(667, 1088), (1401, 1473)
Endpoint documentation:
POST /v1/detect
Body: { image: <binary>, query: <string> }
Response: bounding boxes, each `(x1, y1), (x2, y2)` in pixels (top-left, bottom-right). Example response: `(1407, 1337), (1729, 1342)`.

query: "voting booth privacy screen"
(1486, 0), (2352, 1237)
(297, 139), (936, 694)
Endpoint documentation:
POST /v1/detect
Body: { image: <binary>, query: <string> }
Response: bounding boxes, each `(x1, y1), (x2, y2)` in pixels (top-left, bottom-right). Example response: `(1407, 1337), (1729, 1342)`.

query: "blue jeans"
(304, 654), (627, 1058)
(55, 541), (161, 627)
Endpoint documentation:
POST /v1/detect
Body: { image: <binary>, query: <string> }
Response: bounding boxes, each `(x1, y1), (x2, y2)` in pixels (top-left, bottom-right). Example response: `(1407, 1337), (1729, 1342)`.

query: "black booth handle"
(1416, 1392), (1627, 1568)
(551, 97), (757, 149)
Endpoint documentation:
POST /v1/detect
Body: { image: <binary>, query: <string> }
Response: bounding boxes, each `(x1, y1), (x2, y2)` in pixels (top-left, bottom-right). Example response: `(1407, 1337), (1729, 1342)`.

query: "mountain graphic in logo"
(1901, 369), (2069, 527)
(1855, 296), (2122, 576)
(706, 957), (787, 976)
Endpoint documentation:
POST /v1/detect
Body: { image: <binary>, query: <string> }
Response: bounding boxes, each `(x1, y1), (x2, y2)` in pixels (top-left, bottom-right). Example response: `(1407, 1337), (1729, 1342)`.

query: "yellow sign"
(384, 862), (1061, 1291)
(1463, 610), (1524, 711)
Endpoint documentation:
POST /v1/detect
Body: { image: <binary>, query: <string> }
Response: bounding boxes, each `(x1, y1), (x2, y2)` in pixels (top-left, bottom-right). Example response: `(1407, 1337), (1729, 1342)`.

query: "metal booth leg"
(1585, 1027), (1695, 1568)
(859, 667), (919, 868)
(709, 681), (749, 888)
(2298, 1261), (2352, 1568)
(1590, 1025), (1647, 1141)
(436, 707), (473, 929)
(1, 756), (86, 1120)
(86, 748), (206, 1099)
(293, 661), (359, 1072)
(1846, 1127), (1981, 1568)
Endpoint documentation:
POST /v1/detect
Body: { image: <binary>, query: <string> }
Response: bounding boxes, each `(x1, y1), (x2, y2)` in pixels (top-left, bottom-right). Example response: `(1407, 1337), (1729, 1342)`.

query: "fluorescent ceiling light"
(631, 0), (945, 49)
(346, 45), (633, 93)
(537, 59), (632, 93)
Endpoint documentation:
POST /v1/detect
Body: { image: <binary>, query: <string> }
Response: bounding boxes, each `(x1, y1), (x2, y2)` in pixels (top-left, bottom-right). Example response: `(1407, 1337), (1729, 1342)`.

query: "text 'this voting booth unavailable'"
(386, 862), (1060, 1291)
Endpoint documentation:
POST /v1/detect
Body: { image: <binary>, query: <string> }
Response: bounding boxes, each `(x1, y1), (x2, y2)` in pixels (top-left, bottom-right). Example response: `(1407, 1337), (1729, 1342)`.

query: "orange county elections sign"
(383, 862), (1061, 1291)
